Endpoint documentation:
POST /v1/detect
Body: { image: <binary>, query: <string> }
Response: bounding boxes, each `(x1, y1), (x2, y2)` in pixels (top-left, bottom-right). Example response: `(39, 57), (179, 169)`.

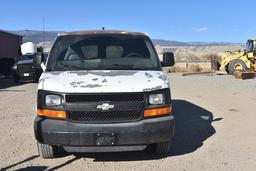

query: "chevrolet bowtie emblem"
(96, 103), (115, 111)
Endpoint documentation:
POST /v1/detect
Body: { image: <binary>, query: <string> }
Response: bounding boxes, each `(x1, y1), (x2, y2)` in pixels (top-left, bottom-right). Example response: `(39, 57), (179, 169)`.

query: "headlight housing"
(45, 95), (62, 106)
(149, 93), (164, 105)
(12, 65), (17, 70)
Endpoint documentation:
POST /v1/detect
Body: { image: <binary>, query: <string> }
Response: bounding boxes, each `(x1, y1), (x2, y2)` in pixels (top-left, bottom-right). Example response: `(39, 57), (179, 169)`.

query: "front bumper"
(34, 115), (175, 147)
(14, 68), (42, 80)
(18, 72), (37, 79)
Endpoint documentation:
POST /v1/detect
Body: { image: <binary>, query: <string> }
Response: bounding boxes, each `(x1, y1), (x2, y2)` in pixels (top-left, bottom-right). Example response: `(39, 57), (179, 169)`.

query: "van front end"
(34, 88), (174, 155)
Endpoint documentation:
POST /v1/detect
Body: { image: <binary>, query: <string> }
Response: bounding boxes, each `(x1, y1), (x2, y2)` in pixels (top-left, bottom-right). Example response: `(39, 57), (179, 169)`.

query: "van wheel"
(228, 59), (247, 75)
(37, 142), (58, 158)
(155, 140), (172, 154)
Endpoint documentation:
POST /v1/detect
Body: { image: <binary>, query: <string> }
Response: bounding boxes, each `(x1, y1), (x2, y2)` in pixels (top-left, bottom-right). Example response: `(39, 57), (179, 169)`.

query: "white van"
(33, 30), (175, 158)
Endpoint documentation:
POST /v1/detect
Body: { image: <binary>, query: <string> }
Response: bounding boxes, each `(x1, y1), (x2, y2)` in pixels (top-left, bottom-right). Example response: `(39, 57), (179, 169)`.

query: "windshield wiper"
(57, 63), (97, 70)
(98, 64), (147, 70)
(98, 64), (133, 69)
(49, 63), (157, 71)
(98, 64), (155, 70)
(131, 67), (155, 70)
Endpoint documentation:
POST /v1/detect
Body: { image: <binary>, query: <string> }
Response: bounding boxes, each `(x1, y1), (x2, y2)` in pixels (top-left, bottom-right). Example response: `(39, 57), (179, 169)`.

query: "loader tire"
(37, 142), (58, 158)
(228, 59), (247, 75)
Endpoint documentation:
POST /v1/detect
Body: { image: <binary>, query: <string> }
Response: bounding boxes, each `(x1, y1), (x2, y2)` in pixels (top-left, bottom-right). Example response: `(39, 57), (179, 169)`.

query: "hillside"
(12, 30), (189, 46)
(11, 30), (241, 46)
(10, 30), (244, 61)
(152, 39), (188, 46)
(155, 44), (243, 62)
(11, 30), (61, 44)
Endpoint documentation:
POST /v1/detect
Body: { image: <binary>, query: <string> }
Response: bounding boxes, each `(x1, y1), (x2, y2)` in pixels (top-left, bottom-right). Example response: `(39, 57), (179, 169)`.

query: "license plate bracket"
(94, 133), (117, 146)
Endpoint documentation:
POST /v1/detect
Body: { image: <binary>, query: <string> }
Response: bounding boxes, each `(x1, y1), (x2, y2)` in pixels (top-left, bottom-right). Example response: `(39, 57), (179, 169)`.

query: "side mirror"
(33, 53), (45, 71)
(162, 52), (175, 67)
(33, 53), (42, 66)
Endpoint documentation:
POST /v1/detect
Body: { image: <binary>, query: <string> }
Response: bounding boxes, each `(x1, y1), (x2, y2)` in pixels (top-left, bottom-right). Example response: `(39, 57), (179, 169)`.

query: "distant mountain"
(9, 30), (240, 46)
(12, 30), (187, 45)
(187, 42), (243, 46)
(8, 30), (244, 61)
(11, 30), (61, 44)
(152, 39), (188, 46)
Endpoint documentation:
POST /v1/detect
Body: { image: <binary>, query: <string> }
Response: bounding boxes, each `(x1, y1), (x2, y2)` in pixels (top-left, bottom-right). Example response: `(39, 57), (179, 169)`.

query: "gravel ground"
(0, 73), (256, 171)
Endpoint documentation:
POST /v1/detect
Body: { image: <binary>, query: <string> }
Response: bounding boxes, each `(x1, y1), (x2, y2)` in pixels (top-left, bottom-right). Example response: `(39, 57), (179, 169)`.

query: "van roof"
(59, 30), (148, 36)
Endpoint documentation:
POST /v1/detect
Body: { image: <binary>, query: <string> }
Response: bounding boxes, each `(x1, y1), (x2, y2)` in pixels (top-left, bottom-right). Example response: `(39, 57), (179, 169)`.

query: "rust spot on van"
(69, 71), (137, 77)
(145, 72), (153, 78)
(81, 84), (103, 88)
(102, 79), (108, 83)
(70, 81), (85, 88)
(158, 75), (167, 81)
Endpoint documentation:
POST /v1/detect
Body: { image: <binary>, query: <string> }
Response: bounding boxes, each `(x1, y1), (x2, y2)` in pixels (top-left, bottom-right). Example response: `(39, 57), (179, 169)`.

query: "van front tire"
(155, 140), (172, 155)
(37, 142), (58, 158)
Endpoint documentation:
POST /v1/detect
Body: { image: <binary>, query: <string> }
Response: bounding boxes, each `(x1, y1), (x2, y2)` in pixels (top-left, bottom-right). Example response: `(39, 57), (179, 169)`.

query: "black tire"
(228, 59), (248, 75)
(225, 65), (229, 74)
(13, 75), (19, 84)
(34, 76), (40, 83)
(155, 140), (172, 154)
(37, 142), (58, 158)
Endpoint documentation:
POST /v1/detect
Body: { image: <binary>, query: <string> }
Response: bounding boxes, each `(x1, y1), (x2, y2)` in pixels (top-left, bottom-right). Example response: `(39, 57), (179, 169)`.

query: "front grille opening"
(66, 94), (144, 103)
(68, 110), (143, 123)
(17, 64), (34, 73)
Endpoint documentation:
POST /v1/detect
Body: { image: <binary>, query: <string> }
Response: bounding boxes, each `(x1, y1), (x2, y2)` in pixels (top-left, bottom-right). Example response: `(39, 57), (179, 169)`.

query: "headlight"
(13, 65), (17, 70)
(149, 93), (164, 105)
(45, 95), (62, 106)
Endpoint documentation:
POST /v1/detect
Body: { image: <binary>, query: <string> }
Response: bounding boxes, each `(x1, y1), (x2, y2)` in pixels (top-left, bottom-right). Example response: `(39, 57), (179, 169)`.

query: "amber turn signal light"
(144, 106), (171, 118)
(37, 109), (66, 119)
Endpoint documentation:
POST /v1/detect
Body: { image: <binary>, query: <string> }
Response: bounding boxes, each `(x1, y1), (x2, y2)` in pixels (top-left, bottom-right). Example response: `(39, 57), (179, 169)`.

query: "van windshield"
(47, 35), (161, 71)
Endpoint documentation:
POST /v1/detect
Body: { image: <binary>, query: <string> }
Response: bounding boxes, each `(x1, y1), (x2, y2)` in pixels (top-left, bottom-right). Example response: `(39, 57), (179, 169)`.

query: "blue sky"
(0, 0), (255, 42)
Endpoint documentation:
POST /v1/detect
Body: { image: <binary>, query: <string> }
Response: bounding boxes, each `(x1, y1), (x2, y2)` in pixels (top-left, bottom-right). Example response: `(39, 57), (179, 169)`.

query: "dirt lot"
(0, 73), (256, 171)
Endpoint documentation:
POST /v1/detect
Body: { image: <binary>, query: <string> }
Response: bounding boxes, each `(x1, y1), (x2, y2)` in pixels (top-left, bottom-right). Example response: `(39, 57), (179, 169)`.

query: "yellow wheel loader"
(220, 39), (256, 74)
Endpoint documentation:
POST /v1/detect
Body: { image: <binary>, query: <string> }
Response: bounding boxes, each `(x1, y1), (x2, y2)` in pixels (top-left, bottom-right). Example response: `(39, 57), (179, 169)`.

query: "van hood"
(38, 70), (169, 93)
(17, 59), (33, 65)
